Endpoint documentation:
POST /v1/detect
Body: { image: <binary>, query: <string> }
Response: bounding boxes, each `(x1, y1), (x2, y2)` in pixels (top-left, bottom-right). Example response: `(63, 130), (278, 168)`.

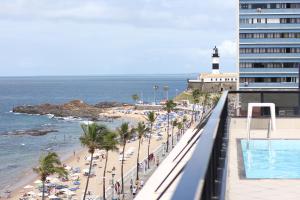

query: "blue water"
(241, 139), (300, 179)
(0, 74), (193, 191)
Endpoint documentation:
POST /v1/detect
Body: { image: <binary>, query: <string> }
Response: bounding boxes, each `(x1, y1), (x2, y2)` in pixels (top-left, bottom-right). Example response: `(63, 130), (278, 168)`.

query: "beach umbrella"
(38, 192), (48, 197)
(64, 166), (72, 171)
(24, 185), (34, 189)
(49, 194), (59, 199)
(50, 178), (60, 184)
(73, 181), (80, 185)
(71, 173), (80, 177)
(64, 190), (75, 196)
(34, 180), (42, 184)
(27, 191), (36, 196)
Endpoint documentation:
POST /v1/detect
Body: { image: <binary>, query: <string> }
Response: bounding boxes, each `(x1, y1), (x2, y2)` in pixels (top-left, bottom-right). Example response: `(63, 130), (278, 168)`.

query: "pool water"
(241, 140), (300, 179)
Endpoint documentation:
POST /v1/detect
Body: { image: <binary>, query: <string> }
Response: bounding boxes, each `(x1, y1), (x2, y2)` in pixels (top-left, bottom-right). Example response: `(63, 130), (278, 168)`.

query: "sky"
(0, 0), (236, 76)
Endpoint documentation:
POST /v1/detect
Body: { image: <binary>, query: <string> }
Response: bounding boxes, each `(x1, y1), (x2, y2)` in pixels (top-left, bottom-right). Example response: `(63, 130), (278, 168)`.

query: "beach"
(8, 108), (185, 200)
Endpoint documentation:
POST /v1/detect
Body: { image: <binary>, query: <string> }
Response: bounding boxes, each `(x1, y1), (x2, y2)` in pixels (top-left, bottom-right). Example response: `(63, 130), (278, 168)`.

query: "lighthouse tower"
(212, 46), (220, 74)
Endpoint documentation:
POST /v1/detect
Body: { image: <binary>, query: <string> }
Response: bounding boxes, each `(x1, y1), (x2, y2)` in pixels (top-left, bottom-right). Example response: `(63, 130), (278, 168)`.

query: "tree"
(79, 123), (103, 200)
(191, 89), (201, 123)
(117, 122), (133, 199)
(163, 85), (169, 100)
(177, 122), (184, 139)
(164, 100), (177, 152)
(171, 119), (178, 148)
(145, 111), (156, 169)
(101, 130), (119, 200)
(33, 152), (67, 200)
(132, 94), (140, 104)
(182, 115), (188, 134)
(201, 93), (210, 120)
(135, 122), (149, 181)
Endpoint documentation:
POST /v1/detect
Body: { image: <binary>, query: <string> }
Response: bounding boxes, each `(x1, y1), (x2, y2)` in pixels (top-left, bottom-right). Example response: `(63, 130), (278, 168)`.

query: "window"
(257, 18), (262, 23)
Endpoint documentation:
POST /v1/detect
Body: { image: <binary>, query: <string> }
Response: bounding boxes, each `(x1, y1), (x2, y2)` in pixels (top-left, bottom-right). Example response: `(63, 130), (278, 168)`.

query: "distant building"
(188, 46), (238, 92)
(239, 1), (300, 90)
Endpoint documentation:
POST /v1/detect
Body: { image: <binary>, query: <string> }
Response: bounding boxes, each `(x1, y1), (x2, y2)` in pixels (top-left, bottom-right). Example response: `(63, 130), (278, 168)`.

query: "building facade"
(239, 1), (300, 90)
(188, 46), (238, 92)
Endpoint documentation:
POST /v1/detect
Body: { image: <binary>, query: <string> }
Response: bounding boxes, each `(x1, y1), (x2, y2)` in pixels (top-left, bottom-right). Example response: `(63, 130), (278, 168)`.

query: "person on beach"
(132, 185), (137, 197)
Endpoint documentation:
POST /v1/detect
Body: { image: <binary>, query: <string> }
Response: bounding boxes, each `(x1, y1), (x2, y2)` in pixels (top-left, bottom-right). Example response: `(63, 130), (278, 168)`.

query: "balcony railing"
(239, 67), (299, 73)
(240, 23), (300, 29)
(240, 8), (300, 15)
(172, 91), (228, 200)
(239, 82), (299, 88)
(171, 90), (300, 200)
(240, 38), (300, 45)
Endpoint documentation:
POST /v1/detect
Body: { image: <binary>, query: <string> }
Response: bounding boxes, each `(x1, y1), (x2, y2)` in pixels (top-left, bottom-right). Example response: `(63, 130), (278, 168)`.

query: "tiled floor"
(226, 118), (300, 200)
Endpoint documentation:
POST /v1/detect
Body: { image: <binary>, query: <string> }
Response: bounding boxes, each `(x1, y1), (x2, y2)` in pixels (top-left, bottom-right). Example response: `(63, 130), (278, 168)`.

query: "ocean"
(0, 74), (193, 191)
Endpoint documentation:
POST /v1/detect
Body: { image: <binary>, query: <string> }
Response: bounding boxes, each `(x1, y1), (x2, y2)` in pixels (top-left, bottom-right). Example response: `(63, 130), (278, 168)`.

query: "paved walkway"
(226, 118), (300, 200)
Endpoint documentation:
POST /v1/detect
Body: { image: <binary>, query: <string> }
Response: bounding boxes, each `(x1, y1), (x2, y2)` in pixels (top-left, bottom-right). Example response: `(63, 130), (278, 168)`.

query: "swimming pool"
(241, 139), (300, 179)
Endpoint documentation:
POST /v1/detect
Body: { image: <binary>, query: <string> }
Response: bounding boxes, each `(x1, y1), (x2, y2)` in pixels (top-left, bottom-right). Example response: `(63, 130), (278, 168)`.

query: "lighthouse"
(212, 46), (220, 74)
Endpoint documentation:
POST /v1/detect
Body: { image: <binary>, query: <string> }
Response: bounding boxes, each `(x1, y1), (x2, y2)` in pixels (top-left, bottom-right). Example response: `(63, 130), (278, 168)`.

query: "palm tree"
(201, 93), (210, 120)
(101, 130), (119, 200)
(135, 122), (149, 181)
(177, 122), (184, 139)
(132, 94), (139, 104)
(171, 119), (178, 148)
(117, 122), (133, 198)
(146, 111), (156, 169)
(182, 115), (188, 134)
(164, 100), (177, 152)
(191, 89), (201, 124)
(33, 152), (67, 200)
(80, 123), (103, 200)
(163, 85), (169, 100)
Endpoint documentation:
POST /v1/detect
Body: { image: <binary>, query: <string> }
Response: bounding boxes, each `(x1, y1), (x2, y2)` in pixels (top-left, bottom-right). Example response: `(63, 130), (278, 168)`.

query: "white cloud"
(0, 0), (235, 30)
(218, 40), (237, 58)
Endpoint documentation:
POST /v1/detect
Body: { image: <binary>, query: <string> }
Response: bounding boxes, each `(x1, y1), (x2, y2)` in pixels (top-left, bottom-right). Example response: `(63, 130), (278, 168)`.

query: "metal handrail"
(171, 91), (228, 200)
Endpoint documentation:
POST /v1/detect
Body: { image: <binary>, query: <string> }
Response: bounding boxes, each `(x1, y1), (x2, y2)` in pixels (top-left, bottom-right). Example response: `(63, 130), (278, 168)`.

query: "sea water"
(0, 75), (192, 191)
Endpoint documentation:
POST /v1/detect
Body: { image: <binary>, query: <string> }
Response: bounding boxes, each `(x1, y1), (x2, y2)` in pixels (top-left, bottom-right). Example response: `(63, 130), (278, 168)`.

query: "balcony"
(240, 53), (300, 62)
(240, 38), (300, 45)
(136, 90), (300, 200)
(240, 8), (300, 15)
(240, 23), (300, 30)
(239, 67), (299, 73)
(239, 82), (299, 88)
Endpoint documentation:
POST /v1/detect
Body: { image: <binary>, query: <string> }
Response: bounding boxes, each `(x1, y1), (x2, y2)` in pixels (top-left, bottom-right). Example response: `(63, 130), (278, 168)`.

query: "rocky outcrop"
(94, 101), (131, 108)
(1, 129), (58, 136)
(12, 100), (127, 120)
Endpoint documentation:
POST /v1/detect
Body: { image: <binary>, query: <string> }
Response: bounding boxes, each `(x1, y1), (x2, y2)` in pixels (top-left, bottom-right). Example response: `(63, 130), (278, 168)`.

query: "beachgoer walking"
(132, 186), (137, 197)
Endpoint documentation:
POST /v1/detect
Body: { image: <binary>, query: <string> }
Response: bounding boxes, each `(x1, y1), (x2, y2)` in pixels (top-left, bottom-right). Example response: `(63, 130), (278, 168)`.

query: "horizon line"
(0, 73), (199, 78)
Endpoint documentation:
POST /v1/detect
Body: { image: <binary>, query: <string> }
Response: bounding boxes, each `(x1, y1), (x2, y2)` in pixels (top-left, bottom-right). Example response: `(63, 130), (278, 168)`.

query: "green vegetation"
(132, 94), (139, 103)
(33, 152), (67, 200)
(101, 130), (119, 200)
(80, 123), (104, 200)
(145, 111), (156, 169)
(135, 122), (149, 181)
(164, 100), (177, 152)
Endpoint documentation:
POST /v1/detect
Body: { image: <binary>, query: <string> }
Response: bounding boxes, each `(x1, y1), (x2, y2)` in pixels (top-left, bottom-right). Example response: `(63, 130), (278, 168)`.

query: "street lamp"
(153, 85), (159, 105)
(111, 166), (116, 200)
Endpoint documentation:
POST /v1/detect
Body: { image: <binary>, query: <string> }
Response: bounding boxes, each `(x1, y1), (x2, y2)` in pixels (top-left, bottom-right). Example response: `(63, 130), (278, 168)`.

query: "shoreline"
(7, 110), (154, 199)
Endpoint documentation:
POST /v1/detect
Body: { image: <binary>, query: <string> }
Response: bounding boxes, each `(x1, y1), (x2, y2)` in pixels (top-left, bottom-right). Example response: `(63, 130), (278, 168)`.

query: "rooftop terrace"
(137, 90), (300, 200)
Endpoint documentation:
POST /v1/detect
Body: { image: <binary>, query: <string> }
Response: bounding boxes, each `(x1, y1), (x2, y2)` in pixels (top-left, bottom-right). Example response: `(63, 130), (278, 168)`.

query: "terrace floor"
(226, 118), (300, 200)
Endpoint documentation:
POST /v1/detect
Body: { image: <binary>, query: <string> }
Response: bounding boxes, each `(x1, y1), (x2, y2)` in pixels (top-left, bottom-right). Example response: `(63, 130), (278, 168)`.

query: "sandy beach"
(8, 108), (185, 200)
